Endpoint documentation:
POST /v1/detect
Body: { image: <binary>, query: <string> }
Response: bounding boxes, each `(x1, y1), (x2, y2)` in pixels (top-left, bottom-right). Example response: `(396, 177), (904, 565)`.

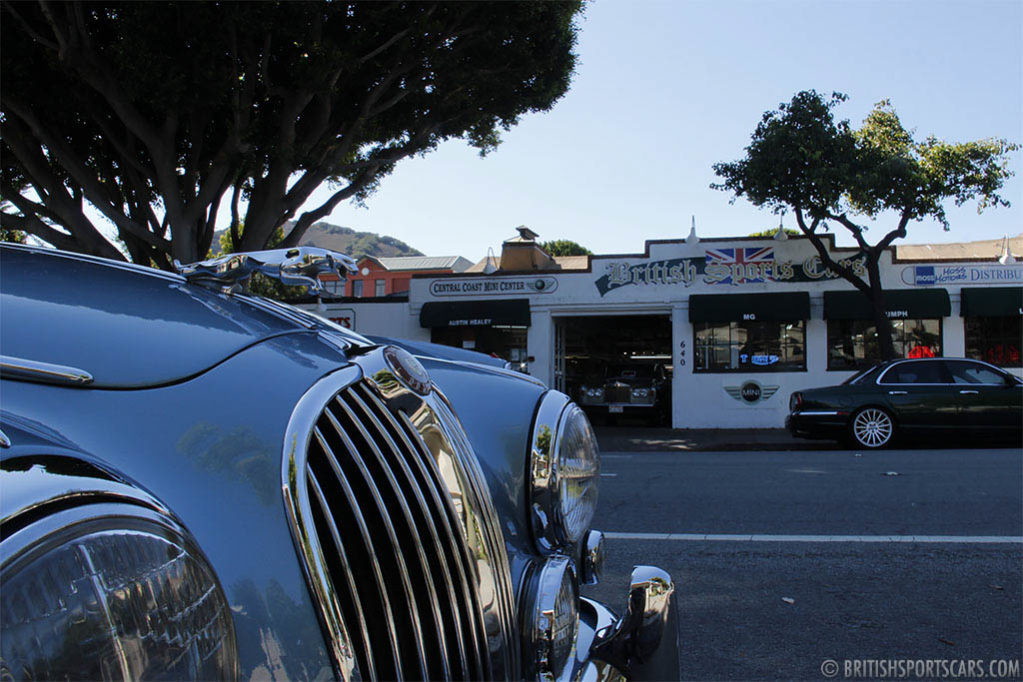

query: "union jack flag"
(705, 246), (775, 284)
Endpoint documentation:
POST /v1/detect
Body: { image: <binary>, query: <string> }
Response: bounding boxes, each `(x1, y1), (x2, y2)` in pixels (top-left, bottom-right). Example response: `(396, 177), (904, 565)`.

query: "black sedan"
(787, 358), (1023, 448)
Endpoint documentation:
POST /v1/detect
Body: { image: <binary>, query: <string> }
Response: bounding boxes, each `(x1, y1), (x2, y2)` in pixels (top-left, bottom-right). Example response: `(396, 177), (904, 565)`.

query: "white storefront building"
(304, 231), (1023, 429)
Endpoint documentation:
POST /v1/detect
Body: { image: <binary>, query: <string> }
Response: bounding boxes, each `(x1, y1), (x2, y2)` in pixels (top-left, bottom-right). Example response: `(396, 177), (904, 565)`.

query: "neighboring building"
(301, 229), (1023, 429)
(319, 254), (473, 298)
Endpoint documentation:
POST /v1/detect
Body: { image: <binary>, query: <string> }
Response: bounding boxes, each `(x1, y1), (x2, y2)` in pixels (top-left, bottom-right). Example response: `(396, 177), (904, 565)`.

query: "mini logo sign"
(383, 346), (432, 396)
(724, 380), (779, 405)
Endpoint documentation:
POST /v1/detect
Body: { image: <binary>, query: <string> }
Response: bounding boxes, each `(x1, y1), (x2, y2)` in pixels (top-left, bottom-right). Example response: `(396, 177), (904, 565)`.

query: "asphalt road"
(582, 447), (1023, 681)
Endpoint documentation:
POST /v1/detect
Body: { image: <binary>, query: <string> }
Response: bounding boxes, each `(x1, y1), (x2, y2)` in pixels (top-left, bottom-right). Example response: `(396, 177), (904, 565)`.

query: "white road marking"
(604, 532), (1023, 544)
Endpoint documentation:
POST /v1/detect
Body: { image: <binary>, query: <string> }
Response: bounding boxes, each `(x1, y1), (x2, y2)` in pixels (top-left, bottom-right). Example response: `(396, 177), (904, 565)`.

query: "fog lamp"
(525, 556), (579, 680)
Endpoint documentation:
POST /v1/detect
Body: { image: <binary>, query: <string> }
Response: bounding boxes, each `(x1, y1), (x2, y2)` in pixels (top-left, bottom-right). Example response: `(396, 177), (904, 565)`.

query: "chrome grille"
(606, 384), (631, 403)
(301, 380), (492, 681)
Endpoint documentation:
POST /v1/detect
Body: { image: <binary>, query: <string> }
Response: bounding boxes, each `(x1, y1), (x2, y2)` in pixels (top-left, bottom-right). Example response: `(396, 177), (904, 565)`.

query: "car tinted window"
(844, 365), (882, 385)
(879, 361), (948, 384)
(946, 360), (1006, 385)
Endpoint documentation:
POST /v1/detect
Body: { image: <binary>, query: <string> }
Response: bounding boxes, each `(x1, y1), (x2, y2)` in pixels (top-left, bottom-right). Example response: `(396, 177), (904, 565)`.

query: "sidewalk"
(593, 426), (826, 452)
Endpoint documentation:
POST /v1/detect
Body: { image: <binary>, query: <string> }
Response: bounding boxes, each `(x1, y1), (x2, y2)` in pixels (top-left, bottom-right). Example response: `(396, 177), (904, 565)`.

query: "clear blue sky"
(311, 0), (1022, 261)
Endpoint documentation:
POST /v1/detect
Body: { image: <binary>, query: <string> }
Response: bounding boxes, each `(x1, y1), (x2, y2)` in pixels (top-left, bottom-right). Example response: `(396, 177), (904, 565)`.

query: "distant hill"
(212, 222), (423, 258)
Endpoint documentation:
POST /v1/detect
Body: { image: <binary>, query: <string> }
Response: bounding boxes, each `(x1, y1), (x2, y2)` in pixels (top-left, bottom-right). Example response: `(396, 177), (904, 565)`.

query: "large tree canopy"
(713, 90), (1018, 359)
(1, 1), (582, 267)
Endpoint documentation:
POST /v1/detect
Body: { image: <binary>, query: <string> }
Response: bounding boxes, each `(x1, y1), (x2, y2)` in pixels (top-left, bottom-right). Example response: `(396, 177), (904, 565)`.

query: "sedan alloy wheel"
(850, 407), (894, 449)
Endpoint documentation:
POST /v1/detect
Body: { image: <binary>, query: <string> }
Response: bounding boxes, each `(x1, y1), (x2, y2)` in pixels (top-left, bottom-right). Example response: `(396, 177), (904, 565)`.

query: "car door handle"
(888, 390), (907, 395)
(959, 390), (979, 395)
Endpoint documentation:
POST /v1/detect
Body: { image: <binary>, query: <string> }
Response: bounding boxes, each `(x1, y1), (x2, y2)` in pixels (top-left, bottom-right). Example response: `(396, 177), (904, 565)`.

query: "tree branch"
(280, 166), (380, 248)
(1, 209), (78, 251)
(794, 205), (871, 295)
(4, 96), (172, 253)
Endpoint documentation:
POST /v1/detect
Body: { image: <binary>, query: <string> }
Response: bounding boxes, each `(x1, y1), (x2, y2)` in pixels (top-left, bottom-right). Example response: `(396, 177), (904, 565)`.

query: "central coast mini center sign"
(429, 276), (558, 296)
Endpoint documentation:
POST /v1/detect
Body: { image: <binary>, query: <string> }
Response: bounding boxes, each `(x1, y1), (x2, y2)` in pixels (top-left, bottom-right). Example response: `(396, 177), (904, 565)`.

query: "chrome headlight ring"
(1, 499), (239, 681)
(529, 392), (601, 553)
(523, 556), (580, 681)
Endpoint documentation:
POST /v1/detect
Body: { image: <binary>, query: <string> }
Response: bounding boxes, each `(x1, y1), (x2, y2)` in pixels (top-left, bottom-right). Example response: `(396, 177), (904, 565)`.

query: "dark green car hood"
(1, 245), (309, 389)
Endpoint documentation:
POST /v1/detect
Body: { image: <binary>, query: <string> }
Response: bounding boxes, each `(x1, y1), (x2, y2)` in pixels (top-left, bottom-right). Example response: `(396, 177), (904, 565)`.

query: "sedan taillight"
(789, 392), (803, 412)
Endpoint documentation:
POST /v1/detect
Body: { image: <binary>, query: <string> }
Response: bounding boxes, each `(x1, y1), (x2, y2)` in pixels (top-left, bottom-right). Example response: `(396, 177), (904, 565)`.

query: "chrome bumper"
(569, 566), (680, 681)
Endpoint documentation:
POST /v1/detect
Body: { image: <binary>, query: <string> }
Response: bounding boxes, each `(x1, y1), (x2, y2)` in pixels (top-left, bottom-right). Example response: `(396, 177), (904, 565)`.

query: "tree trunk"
(866, 256), (896, 360)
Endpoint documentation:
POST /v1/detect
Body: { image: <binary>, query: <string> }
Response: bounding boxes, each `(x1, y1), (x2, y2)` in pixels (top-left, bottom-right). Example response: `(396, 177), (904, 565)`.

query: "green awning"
(961, 287), (1023, 317)
(823, 289), (950, 320)
(688, 292), (810, 323)
(420, 299), (530, 328)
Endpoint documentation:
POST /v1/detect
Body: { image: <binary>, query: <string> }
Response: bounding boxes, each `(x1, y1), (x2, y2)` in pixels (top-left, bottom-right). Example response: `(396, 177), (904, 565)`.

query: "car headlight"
(523, 556), (579, 680)
(1, 504), (238, 681)
(631, 387), (650, 399)
(529, 393), (601, 551)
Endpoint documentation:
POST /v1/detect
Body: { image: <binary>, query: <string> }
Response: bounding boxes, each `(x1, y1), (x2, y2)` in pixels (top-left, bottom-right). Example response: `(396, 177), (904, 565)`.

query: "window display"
(694, 320), (806, 373)
(827, 318), (942, 370)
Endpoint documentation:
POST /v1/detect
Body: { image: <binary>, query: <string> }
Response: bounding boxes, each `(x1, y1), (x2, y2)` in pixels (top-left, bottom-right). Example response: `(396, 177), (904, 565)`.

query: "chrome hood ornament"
(174, 247), (357, 294)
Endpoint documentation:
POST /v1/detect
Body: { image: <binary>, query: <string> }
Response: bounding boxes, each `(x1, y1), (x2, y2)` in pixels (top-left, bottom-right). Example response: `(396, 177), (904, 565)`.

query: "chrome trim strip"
(394, 409), (490, 679)
(0, 429), (10, 448)
(530, 391), (573, 553)
(797, 410), (842, 416)
(426, 392), (520, 678)
(313, 418), (409, 677)
(305, 473), (377, 681)
(323, 397), (431, 678)
(0, 355), (94, 386)
(343, 387), (458, 677)
(364, 387), (485, 679)
(281, 365), (362, 682)
(872, 358), (1014, 386)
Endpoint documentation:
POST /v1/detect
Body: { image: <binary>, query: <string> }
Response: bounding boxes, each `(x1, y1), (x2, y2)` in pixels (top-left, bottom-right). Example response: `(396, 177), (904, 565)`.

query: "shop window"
(693, 321), (805, 373)
(352, 280), (363, 298)
(965, 316), (1021, 367)
(431, 325), (528, 366)
(827, 319), (942, 370)
(375, 279), (386, 297)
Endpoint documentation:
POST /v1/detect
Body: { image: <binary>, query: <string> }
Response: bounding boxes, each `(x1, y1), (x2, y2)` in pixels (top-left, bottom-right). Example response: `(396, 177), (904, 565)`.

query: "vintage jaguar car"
(0, 243), (678, 681)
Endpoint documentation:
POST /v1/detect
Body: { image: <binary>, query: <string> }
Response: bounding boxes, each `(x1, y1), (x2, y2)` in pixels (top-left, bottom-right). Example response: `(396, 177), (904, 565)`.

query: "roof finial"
(774, 212), (788, 240)
(483, 246), (499, 274)
(998, 235), (1016, 264)
(686, 215), (699, 244)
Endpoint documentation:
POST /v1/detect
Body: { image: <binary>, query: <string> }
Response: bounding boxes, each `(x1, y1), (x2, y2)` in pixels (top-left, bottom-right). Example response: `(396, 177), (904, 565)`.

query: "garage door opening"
(556, 314), (672, 426)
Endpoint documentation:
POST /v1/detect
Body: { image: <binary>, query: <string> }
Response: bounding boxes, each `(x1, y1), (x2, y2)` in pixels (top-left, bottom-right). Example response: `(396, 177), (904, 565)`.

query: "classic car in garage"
(0, 243), (679, 681)
(787, 357), (1023, 449)
(577, 362), (670, 425)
